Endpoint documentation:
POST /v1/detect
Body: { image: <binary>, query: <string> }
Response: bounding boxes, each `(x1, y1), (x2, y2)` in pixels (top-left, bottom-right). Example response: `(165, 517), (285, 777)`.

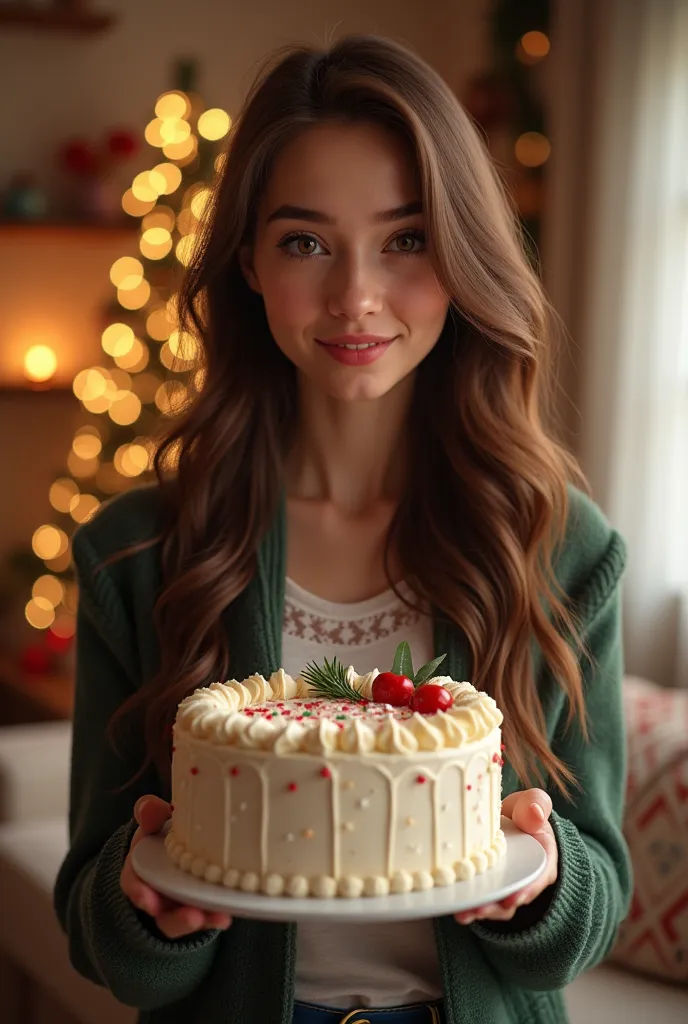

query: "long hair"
(106, 33), (589, 798)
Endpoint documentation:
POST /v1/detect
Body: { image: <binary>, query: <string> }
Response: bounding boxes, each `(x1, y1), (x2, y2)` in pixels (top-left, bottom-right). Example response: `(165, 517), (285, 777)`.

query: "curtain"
(546, 0), (688, 687)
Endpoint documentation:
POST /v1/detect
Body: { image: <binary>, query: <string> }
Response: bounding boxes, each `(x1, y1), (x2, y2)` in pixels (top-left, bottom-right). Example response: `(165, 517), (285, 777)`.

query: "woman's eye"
(389, 230), (426, 255)
(277, 234), (324, 259)
(276, 229), (426, 261)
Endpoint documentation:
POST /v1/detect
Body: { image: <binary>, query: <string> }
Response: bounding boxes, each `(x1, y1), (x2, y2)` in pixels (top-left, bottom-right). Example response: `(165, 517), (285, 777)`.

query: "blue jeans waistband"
(292, 999), (445, 1024)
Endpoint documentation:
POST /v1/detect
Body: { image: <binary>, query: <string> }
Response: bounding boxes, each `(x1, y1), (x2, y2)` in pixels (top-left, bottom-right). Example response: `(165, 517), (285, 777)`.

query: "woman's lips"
(315, 336), (396, 366)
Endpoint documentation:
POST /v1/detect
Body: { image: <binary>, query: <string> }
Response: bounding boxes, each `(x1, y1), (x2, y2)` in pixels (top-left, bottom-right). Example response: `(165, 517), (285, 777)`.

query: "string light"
(517, 31), (550, 63)
(515, 131), (551, 167)
(27, 76), (227, 636)
(197, 109), (231, 141)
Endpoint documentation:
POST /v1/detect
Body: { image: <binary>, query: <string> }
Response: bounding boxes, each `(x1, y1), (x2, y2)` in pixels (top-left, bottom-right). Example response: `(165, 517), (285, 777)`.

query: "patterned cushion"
(609, 676), (688, 981)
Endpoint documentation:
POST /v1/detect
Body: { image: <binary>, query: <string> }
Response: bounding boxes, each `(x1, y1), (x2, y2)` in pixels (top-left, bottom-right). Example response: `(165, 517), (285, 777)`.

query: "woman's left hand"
(454, 788), (558, 925)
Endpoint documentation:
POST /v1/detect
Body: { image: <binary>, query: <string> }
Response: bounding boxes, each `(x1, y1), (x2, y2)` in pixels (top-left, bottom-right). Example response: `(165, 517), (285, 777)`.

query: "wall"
(0, 0), (491, 560)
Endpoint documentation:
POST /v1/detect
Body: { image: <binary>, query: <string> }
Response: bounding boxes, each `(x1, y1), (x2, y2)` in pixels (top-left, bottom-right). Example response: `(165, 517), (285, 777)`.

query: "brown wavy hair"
(106, 33), (590, 799)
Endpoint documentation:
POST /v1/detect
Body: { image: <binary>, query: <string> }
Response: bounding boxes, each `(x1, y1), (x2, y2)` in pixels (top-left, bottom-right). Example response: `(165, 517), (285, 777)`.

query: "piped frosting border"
(174, 669), (503, 755)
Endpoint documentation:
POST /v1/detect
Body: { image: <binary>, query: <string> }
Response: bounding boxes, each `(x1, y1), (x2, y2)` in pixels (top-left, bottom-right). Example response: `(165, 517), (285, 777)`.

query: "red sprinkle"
(492, 753), (500, 764)
(172, 746), (176, 753)
(230, 767), (240, 777)
(358, 699), (368, 706)
(288, 782), (298, 792)
(466, 784), (472, 790)
(190, 767), (199, 775)
(283, 710), (291, 716)
(416, 774), (426, 784)
(499, 757), (505, 767)
(320, 767), (332, 779)
(501, 743), (506, 751)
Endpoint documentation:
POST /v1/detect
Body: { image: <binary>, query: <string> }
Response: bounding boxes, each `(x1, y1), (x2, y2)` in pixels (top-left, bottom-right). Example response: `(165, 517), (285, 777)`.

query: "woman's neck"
(286, 373), (415, 513)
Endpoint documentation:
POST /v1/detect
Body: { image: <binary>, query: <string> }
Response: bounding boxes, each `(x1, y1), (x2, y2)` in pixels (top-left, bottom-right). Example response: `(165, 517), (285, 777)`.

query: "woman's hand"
(455, 788), (558, 925)
(120, 795), (232, 939)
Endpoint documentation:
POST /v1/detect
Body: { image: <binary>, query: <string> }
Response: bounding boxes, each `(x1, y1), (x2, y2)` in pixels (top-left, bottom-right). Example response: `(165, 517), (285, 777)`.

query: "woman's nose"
(325, 258), (385, 321)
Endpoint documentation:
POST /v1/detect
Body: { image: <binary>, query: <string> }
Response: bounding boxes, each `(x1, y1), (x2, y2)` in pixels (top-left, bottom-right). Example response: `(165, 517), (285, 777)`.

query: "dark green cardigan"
(53, 483), (632, 1024)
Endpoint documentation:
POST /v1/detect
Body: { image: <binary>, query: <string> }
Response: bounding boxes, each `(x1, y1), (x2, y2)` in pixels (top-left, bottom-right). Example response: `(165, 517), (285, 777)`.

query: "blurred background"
(0, 1), (686, 1022)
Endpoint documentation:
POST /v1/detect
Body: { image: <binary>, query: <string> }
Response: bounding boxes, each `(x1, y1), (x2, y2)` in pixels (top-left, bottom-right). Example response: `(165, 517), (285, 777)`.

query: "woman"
(54, 33), (632, 1024)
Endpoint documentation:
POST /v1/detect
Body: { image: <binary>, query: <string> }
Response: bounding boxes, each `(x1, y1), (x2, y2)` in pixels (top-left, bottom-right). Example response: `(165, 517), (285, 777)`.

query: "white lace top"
(281, 576), (444, 1009)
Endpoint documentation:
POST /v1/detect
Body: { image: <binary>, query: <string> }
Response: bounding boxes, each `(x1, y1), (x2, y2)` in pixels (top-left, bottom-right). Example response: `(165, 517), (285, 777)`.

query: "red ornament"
(60, 139), (99, 177)
(410, 684), (453, 715)
(416, 774), (427, 784)
(106, 128), (138, 158)
(287, 782), (298, 792)
(372, 672), (415, 707)
(45, 629), (73, 655)
(20, 644), (53, 676)
(320, 767), (332, 779)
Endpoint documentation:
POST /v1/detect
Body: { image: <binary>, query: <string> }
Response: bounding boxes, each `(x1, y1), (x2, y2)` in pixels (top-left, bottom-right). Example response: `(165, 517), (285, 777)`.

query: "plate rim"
(132, 817), (547, 922)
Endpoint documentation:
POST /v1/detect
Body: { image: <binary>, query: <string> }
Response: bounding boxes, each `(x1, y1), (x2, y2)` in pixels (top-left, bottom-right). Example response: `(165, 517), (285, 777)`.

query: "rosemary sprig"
(301, 656), (365, 703)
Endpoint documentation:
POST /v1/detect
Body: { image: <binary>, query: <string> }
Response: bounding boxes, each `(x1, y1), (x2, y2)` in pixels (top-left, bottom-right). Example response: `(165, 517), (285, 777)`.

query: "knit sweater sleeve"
(53, 526), (222, 1010)
(467, 529), (634, 990)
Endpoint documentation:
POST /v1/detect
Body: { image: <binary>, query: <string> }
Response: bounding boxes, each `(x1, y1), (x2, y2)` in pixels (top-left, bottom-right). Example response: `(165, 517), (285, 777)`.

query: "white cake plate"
(132, 817), (547, 923)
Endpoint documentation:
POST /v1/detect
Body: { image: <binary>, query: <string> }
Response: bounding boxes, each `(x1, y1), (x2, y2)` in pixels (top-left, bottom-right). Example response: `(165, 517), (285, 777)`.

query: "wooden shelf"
(0, 5), (114, 35)
(0, 384), (76, 395)
(0, 219), (137, 238)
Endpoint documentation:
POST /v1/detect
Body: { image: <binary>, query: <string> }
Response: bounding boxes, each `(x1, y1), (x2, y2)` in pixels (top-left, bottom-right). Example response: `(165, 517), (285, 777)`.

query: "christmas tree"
(5, 60), (230, 666)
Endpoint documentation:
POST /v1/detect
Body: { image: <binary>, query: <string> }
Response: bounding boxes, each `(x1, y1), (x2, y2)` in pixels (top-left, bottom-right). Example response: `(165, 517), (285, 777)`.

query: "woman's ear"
(239, 244), (262, 295)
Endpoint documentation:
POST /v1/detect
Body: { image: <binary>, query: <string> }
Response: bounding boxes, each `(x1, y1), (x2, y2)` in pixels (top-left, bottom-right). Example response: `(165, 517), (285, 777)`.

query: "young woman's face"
(240, 121), (450, 402)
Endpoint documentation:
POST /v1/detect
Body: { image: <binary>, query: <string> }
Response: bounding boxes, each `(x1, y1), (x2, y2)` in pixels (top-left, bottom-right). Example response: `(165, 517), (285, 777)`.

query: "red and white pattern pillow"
(610, 675), (688, 981)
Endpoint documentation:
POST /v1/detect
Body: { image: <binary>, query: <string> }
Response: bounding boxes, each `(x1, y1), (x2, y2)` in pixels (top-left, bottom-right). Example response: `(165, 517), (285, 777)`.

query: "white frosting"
(174, 669), (503, 755)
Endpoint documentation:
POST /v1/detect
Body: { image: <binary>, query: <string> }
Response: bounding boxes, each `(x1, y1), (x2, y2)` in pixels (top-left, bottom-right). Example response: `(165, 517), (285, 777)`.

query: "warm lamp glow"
(24, 345), (57, 383)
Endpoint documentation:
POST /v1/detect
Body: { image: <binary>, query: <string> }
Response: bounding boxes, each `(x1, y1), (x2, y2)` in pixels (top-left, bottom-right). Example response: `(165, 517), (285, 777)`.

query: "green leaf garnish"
(301, 657), (364, 703)
(391, 641), (414, 679)
(413, 653), (447, 688)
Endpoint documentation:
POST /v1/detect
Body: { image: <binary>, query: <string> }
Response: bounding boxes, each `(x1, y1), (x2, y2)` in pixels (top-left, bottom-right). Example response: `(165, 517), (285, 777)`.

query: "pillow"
(609, 675), (688, 982)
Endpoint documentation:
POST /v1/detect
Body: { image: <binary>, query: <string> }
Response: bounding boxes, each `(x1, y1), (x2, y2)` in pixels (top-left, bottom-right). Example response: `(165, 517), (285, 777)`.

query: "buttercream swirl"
(174, 667), (502, 754)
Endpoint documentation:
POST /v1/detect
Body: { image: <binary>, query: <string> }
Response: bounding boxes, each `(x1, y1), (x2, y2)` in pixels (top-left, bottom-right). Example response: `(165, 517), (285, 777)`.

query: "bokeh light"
(110, 256), (144, 290)
(49, 477), (79, 513)
(155, 90), (191, 120)
(108, 391), (142, 425)
(101, 322), (135, 358)
(32, 575), (64, 608)
(24, 345), (57, 383)
(515, 131), (551, 167)
(118, 278), (151, 309)
(122, 189), (156, 218)
(198, 108), (231, 141)
(32, 525), (68, 561)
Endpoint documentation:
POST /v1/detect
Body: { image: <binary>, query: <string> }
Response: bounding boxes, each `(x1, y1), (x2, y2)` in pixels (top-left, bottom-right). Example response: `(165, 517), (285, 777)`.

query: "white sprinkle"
(285, 833), (295, 842)
(441, 803), (449, 812)
(239, 801), (247, 811)
(357, 797), (370, 809)
(443, 841), (453, 850)
(342, 821), (355, 832)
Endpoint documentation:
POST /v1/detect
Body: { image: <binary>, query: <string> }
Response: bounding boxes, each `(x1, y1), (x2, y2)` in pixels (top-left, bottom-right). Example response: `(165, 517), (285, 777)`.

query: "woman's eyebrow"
(266, 200), (422, 226)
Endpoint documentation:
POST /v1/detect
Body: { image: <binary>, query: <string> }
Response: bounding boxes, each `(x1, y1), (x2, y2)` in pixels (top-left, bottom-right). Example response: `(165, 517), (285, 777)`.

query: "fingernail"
(530, 802), (545, 822)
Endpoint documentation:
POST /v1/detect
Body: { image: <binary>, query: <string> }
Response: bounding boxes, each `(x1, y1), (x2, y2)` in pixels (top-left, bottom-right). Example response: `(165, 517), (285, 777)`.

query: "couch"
(0, 678), (686, 1024)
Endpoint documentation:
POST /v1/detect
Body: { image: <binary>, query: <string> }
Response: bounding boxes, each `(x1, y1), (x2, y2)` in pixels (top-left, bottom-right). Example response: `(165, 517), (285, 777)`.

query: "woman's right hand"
(120, 795), (233, 939)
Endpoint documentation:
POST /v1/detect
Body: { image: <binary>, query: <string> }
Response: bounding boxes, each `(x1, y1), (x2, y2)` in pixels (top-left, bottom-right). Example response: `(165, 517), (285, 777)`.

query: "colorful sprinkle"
(170, 803), (175, 812)
(320, 767), (332, 779)
(466, 784), (472, 790)
(287, 782), (298, 792)
(501, 743), (506, 751)
(302, 828), (315, 839)
(190, 767), (199, 775)
(416, 774), (426, 784)
(230, 767), (240, 776)
(492, 753), (500, 764)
